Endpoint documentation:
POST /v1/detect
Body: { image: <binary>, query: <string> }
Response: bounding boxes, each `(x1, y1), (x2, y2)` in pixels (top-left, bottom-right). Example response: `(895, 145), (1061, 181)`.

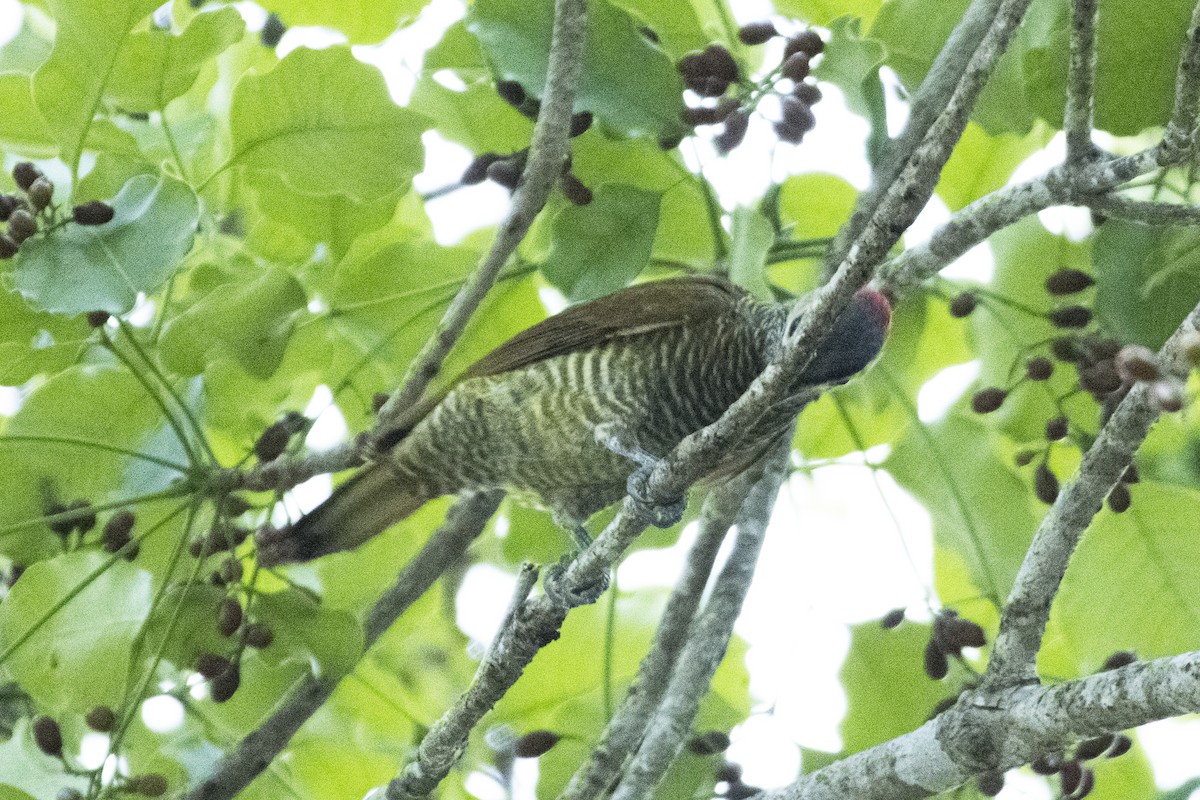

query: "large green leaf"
(0, 719), (88, 800)
(228, 46), (429, 201)
(160, 266), (308, 379)
(839, 621), (955, 754)
(267, 0), (431, 44)
(1043, 482), (1200, 677)
(12, 174), (199, 315)
(31, 0), (160, 174)
(936, 121), (1051, 212)
(467, 0), (686, 140)
(1024, 0), (1195, 135)
(540, 184), (660, 302)
(1093, 220), (1200, 350)
(885, 414), (1037, 603)
(0, 552), (153, 711)
(105, 6), (246, 113)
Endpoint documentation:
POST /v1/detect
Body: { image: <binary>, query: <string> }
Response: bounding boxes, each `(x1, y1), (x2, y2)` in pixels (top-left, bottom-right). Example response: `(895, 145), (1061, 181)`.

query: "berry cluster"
(924, 610), (986, 680)
(0, 162), (115, 259)
(459, 80), (595, 204)
(32, 713), (170, 797)
(186, 492), (275, 705)
(677, 24), (825, 154)
(682, 729), (760, 799)
(955, 267), (1199, 508)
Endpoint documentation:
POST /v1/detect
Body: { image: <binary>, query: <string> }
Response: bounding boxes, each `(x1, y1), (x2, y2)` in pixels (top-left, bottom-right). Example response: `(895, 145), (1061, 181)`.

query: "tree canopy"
(1, 0), (1200, 799)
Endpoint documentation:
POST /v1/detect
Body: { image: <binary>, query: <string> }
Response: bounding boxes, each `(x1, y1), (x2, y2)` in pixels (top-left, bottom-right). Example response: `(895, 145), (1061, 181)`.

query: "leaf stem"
(0, 499), (192, 672)
(0, 434), (190, 473)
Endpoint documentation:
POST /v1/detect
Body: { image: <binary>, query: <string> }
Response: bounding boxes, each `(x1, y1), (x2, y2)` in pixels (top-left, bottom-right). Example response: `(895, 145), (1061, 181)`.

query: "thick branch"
(610, 443), (789, 800)
(559, 471), (753, 800)
(984, 303), (1200, 688)
(183, 491), (503, 800)
(757, 650), (1200, 800)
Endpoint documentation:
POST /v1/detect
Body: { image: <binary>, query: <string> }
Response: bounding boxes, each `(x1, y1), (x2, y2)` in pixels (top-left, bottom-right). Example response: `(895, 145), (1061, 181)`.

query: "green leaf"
(467, 0), (686, 140)
(267, 0), (431, 44)
(0, 73), (55, 152)
(1043, 482), (1200, 677)
(160, 266), (307, 379)
(839, 621), (953, 754)
(227, 46), (429, 202)
(813, 16), (886, 159)
(0, 719), (88, 800)
(1024, 0), (1195, 135)
(540, 184), (660, 302)
(252, 590), (365, 678)
(607, 0), (709, 57)
(32, 0), (160, 174)
(1093, 220), (1200, 350)
(728, 206), (773, 300)
(0, 552), (153, 711)
(885, 414), (1037, 602)
(106, 7), (246, 113)
(774, 0), (883, 27)
(936, 121), (1051, 212)
(12, 174), (199, 316)
(0, 286), (89, 385)
(0, 365), (186, 565)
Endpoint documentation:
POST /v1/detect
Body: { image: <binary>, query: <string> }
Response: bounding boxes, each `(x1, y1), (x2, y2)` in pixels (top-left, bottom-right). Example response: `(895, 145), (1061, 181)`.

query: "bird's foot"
(595, 423), (685, 527)
(544, 555), (609, 607)
(626, 467), (685, 529)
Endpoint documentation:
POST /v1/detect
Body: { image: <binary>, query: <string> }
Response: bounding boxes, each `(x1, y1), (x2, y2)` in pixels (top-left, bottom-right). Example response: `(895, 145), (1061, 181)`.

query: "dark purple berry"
(569, 111), (593, 137)
(461, 152), (502, 185)
(254, 422), (290, 462)
(737, 21), (778, 45)
(785, 31), (824, 58)
(33, 716), (63, 757)
(1048, 306), (1093, 329)
(781, 51), (810, 82)
(86, 706), (116, 732)
(948, 292), (977, 318)
(792, 82), (822, 105)
(1045, 268), (1095, 295)
(27, 177), (53, 211)
(715, 110), (749, 154)
(12, 161), (41, 191)
(1035, 463), (1059, 504)
(514, 730), (561, 758)
(1026, 357), (1054, 381)
(0, 234), (17, 259)
(971, 387), (1007, 414)
(923, 638), (949, 680)
(209, 664), (240, 702)
(72, 201), (115, 225)
(978, 770), (1005, 796)
(496, 80), (526, 107)
(1107, 482), (1131, 513)
(560, 173), (592, 205)
(881, 608), (905, 629)
(686, 730), (731, 755)
(217, 598), (243, 637)
(244, 622), (275, 649)
(260, 13), (285, 47)
(1107, 734), (1132, 757)
(1115, 345), (1160, 382)
(1102, 651), (1136, 670)
(8, 208), (37, 243)
(1046, 416), (1069, 441)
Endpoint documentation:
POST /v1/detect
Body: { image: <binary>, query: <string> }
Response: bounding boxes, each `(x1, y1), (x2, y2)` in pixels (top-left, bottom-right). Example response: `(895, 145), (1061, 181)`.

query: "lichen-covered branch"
(559, 470), (754, 800)
(609, 443), (788, 800)
(984, 302), (1200, 688)
(1064, 0), (1099, 169)
(182, 490), (503, 800)
(756, 650), (1200, 800)
(827, 0), (1004, 275)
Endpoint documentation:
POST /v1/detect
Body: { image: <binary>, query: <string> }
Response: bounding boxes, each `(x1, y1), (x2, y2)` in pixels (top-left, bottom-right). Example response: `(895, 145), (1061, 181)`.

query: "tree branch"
(826, 0), (1004, 276)
(560, 469), (753, 800)
(182, 491), (502, 800)
(1064, 0), (1099, 170)
(983, 301), (1200, 688)
(610, 442), (789, 800)
(373, 3), (1036, 794)
(756, 650), (1200, 799)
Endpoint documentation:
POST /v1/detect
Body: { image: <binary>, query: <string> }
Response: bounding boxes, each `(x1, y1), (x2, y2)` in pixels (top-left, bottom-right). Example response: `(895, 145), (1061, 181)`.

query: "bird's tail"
(256, 463), (427, 566)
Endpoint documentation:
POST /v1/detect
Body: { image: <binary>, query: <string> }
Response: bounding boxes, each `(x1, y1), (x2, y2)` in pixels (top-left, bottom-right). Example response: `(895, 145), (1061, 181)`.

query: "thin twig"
(825, 0), (1003, 276)
(983, 300), (1200, 688)
(182, 491), (502, 800)
(559, 469), (756, 800)
(1087, 194), (1200, 224)
(610, 443), (789, 800)
(1064, 0), (1100, 170)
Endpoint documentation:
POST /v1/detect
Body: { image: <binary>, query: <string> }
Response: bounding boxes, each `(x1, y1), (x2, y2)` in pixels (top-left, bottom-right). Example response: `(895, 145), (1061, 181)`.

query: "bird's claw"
(544, 556), (609, 607)
(626, 467), (685, 528)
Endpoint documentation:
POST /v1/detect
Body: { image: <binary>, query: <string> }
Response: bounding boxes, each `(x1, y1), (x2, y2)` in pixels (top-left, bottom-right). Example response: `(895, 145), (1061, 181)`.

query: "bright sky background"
(2, 0), (1199, 798)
